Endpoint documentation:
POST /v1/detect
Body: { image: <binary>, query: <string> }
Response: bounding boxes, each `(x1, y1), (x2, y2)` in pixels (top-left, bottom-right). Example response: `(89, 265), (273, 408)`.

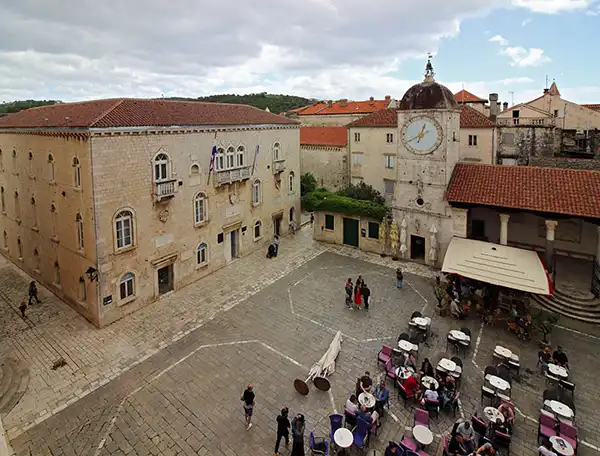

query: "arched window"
(14, 191), (20, 220)
(226, 146), (235, 169)
(236, 146), (245, 167)
(2, 230), (7, 249)
(153, 152), (170, 182)
(194, 192), (207, 225)
(190, 164), (200, 175)
(48, 154), (55, 182)
(31, 196), (37, 228)
(54, 262), (61, 284)
(78, 277), (87, 301)
(28, 151), (33, 174)
(196, 242), (208, 265)
(76, 213), (84, 250)
(50, 203), (58, 238)
(17, 237), (22, 259)
(273, 142), (281, 161)
(0, 187), (5, 212)
(119, 272), (135, 299)
(115, 210), (134, 250)
(215, 147), (225, 171)
(252, 179), (261, 205)
(33, 248), (40, 271)
(0, 148), (3, 169)
(288, 171), (295, 193)
(254, 221), (262, 240)
(73, 157), (81, 187)
(12, 149), (16, 169)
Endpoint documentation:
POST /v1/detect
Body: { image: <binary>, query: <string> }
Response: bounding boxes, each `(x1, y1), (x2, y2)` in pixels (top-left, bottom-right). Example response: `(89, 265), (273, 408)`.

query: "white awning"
(442, 237), (552, 295)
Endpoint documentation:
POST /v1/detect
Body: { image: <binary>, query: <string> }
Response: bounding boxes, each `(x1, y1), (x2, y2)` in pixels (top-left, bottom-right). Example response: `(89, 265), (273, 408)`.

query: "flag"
(208, 145), (217, 173)
(251, 144), (260, 175)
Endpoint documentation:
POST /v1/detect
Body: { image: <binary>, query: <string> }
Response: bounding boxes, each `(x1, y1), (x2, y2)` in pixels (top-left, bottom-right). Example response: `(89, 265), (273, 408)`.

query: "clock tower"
(392, 57), (461, 266)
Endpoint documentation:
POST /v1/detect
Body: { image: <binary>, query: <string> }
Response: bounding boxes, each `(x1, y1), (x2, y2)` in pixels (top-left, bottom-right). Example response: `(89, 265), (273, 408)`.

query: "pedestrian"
(310, 213), (314, 225)
(19, 300), (27, 318)
(354, 275), (363, 307)
(290, 220), (296, 234)
(274, 407), (290, 456)
(28, 281), (41, 305)
(396, 268), (403, 289)
(291, 414), (306, 456)
(344, 278), (354, 308)
(241, 384), (255, 430)
(434, 276), (445, 308)
(361, 283), (371, 311)
(273, 235), (280, 257)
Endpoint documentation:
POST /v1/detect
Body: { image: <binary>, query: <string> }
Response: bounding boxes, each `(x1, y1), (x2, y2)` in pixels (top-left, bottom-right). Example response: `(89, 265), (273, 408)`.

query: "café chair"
(309, 431), (329, 455)
(471, 415), (488, 437)
(414, 409), (430, 428)
(424, 399), (440, 419)
(559, 422), (578, 454)
(329, 414), (343, 442)
(400, 435), (418, 452)
(386, 359), (398, 382)
(344, 408), (357, 429)
(538, 413), (558, 444)
(493, 431), (511, 455)
(397, 381), (417, 407)
(353, 416), (371, 450)
(481, 385), (496, 406)
(378, 345), (393, 366)
(484, 365), (497, 377)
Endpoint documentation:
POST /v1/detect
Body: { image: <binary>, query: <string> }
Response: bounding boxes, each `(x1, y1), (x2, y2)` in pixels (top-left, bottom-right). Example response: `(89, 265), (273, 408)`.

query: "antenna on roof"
(545, 75), (549, 89)
(509, 91), (515, 106)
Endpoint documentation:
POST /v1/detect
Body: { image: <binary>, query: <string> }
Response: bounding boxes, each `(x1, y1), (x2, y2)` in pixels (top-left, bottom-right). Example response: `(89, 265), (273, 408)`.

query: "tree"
(337, 181), (386, 206)
(0, 100), (61, 116)
(532, 309), (560, 344)
(300, 173), (317, 196)
(165, 93), (312, 114)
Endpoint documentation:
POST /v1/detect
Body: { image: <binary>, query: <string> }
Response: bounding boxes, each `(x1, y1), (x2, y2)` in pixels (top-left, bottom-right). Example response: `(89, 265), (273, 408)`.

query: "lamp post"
(85, 266), (98, 282)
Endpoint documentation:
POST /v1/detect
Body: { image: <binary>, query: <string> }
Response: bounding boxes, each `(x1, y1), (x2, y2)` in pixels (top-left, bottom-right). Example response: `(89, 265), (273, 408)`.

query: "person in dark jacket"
(28, 281), (41, 305)
(291, 414), (306, 456)
(396, 269), (403, 289)
(361, 283), (371, 311)
(274, 407), (290, 455)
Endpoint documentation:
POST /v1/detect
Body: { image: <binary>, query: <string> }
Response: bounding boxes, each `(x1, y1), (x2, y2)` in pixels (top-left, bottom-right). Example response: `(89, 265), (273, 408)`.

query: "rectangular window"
(554, 109), (559, 117)
(384, 155), (395, 169)
(252, 182), (260, 204)
(354, 132), (361, 142)
(116, 218), (132, 249)
(471, 219), (486, 239)
(195, 197), (205, 224)
(386, 133), (394, 143)
(120, 276), (134, 299)
(368, 222), (380, 239)
(325, 214), (335, 230)
(468, 135), (478, 146)
(384, 179), (395, 195)
(352, 153), (362, 165)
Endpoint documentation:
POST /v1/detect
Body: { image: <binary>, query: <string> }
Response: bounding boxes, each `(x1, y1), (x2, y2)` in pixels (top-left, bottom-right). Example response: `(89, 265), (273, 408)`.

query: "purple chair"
(309, 431), (329, 455)
(424, 399), (440, 418)
(405, 449), (420, 456)
(329, 413), (343, 442)
(417, 451), (429, 456)
(386, 359), (398, 381)
(493, 431), (511, 455)
(414, 409), (430, 428)
(538, 413), (558, 443)
(344, 409), (356, 429)
(442, 433), (450, 456)
(379, 345), (393, 365)
(559, 422), (578, 454)
(401, 436), (418, 452)
(353, 416), (370, 449)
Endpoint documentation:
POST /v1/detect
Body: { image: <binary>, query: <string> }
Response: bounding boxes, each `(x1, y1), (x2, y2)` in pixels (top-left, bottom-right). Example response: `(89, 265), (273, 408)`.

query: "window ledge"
(51, 236), (60, 244)
(11, 172), (19, 177)
(251, 202), (261, 208)
(194, 220), (209, 229)
(33, 269), (40, 275)
(31, 226), (39, 232)
(1, 211), (5, 216)
(253, 235), (263, 243)
(118, 295), (136, 307)
(49, 180), (57, 186)
(18, 257), (23, 263)
(273, 158), (286, 163)
(73, 187), (82, 193)
(77, 249), (85, 256)
(53, 283), (62, 290)
(28, 174), (36, 180)
(115, 245), (136, 255)
(195, 262), (209, 270)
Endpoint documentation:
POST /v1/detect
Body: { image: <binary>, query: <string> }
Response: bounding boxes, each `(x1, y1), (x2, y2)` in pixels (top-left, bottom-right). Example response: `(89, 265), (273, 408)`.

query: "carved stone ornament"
(229, 193), (238, 205)
(159, 209), (170, 223)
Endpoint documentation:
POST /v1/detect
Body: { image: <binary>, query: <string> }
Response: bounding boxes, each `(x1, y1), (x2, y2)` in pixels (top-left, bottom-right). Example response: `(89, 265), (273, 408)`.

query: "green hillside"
(168, 93), (312, 113)
(0, 100), (61, 116)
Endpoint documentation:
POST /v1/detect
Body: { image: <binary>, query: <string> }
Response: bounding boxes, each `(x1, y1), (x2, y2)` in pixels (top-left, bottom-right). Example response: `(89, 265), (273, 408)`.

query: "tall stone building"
(286, 97), (396, 126)
(0, 99), (300, 327)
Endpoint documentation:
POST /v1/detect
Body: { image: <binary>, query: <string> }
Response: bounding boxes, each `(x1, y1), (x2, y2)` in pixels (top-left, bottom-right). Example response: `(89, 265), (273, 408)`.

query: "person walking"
(354, 276), (363, 307)
(19, 299), (27, 318)
(273, 235), (280, 257)
(291, 414), (306, 456)
(274, 407), (290, 456)
(361, 283), (371, 311)
(241, 384), (255, 430)
(28, 281), (41, 305)
(396, 269), (403, 289)
(344, 278), (354, 308)
(310, 213), (314, 225)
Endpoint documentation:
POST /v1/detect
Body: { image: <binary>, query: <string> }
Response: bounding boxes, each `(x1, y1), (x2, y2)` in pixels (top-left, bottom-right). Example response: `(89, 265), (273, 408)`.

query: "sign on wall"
(451, 208), (468, 237)
(103, 295), (113, 306)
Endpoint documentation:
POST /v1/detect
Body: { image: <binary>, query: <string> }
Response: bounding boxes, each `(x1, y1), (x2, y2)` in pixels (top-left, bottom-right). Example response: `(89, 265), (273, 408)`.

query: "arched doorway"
(289, 207), (295, 223)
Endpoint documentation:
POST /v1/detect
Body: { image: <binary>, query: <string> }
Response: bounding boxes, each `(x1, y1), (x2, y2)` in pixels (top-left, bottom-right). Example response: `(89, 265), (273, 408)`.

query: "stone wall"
(496, 126), (559, 163)
(528, 157), (600, 171)
(300, 145), (347, 191)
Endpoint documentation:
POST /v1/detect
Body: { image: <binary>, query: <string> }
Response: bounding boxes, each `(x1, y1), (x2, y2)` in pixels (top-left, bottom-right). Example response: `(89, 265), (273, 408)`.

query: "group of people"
(344, 372), (390, 439)
(539, 345), (569, 372)
(344, 276), (371, 310)
(19, 281), (41, 318)
(400, 358), (458, 410)
(266, 235), (280, 259)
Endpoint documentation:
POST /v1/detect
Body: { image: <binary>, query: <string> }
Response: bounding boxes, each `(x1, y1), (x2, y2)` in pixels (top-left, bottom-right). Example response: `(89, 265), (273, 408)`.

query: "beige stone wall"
(528, 94), (600, 130)
(298, 113), (368, 126)
(0, 133), (99, 323)
(312, 211), (382, 253)
(90, 126), (300, 326)
(496, 126), (559, 162)
(300, 145), (348, 191)
(459, 128), (494, 163)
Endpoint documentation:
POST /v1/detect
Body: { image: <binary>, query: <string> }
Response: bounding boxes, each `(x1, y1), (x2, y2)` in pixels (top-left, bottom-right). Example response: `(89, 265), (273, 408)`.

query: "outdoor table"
(449, 330), (470, 342)
(494, 345), (512, 359)
(398, 339), (418, 352)
(449, 365), (462, 378)
(549, 436), (575, 456)
(437, 358), (457, 372)
(486, 374), (511, 391)
(413, 425), (434, 446)
(334, 428), (353, 448)
(396, 366), (414, 381)
(547, 400), (574, 420)
(412, 317), (429, 328)
(548, 363), (569, 379)
(421, 376), (439, 390)
(483, 406), (505, 423)
(358, 392), (376, 408)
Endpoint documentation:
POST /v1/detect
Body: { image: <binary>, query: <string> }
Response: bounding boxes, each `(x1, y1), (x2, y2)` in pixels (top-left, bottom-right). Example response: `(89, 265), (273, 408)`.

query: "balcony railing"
(272, 160), (286, 174)
(215, 166), (251, 186)
(497, 118), (555, 127)
(155, 179), (177, 201)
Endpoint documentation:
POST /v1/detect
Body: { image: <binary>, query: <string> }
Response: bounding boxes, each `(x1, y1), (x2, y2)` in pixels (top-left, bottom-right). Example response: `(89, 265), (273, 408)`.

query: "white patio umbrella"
(295, 331), (343, 395)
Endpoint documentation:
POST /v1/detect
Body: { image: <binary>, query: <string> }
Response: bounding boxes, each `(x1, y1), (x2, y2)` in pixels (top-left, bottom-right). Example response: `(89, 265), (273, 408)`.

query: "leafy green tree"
(337, 182), (386, 206)
(300, 173), (317, 196)
(166, 93), (312, 114)
(0, 100), (61, 116)
(532, 309), (560, 344)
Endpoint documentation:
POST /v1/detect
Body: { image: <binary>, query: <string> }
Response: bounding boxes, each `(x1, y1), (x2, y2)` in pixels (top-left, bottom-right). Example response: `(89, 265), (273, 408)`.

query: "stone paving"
(2, 242), (599, 456)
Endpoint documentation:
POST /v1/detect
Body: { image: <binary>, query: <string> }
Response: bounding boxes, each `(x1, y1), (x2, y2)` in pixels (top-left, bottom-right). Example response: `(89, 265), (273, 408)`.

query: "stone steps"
(531, 292), (600, 324)
(0, 358), (29, 417)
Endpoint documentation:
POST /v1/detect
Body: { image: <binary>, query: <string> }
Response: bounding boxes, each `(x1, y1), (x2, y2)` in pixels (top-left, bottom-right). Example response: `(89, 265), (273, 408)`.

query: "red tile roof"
(459, 105), (495, 128)
(582, 104), (600, 111)
(346, 106), (495, 129)
(454, 90), (487, 103)
(291, 99), (390, 116)
(446, 163), (600, 219)
(300, 126), (347, 147)
(0, 98), (298, 129)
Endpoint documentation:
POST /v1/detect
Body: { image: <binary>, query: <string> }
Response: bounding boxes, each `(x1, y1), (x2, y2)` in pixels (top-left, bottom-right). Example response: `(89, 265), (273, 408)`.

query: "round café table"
(549, 436), (575, 456)
(412, 317), (430, 328)
(483, 406), (504, 423)
(437, 358), (457, 372)
(421, 376), (439, 390)
(334, 428), (353, 449)
(396, 366), (414, 381)
(413, 424), (434, 446)
(494, 345), (512, 359)
(548, 363), (569, 379)
(547, 400), (574, 420)
(358, 392), (376, 408)
(398, 339), (417, 352)
(449, 330), (470, 342)
(487, 374), (511, 391)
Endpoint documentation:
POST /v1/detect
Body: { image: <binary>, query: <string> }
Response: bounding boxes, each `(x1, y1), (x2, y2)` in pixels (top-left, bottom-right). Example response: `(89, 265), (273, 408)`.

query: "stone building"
(299, 126), (348, 191)
(286, 97), (396, 126)
(0, 99), (300, 327)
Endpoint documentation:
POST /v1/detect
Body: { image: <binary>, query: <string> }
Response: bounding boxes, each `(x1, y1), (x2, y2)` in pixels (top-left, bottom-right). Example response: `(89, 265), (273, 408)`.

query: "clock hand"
(416, 130), (430, 143)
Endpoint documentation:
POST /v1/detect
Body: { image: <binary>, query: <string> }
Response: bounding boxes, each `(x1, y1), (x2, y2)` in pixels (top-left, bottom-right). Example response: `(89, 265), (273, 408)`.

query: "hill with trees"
(0, 100), (61, 116)
(168, 92), (312, 113)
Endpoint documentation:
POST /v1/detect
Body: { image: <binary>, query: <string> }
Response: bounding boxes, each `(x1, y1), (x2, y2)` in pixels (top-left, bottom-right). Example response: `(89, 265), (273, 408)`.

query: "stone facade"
(312, 211), (381, 253)
(300, 144), (348, 190)
(0, 125), (300, 327)
(459, 127), (495, 163)
(528, 157), (600, 171)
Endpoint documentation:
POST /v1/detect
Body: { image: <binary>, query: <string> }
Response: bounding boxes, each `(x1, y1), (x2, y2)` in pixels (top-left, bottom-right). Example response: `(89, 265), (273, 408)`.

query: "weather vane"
(424, 52), (435, 82)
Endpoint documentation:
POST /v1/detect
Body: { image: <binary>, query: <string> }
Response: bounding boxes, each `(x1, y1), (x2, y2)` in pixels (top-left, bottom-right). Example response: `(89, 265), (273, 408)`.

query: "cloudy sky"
(1, 0), (599, 106)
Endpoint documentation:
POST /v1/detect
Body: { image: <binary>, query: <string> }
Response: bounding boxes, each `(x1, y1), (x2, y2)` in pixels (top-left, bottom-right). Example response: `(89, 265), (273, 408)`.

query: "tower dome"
(399, 57), (459, 111)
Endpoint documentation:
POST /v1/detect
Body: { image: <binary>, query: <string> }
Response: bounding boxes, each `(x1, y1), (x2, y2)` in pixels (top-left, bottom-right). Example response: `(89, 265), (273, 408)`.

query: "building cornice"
(300, 144), (346, 151)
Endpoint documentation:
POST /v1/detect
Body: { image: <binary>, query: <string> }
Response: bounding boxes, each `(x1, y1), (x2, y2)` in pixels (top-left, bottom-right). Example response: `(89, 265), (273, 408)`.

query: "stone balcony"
(497, 117), (556, 127)
(272, 160), (286, 174)
(155, 179), (178, 202)
(215, 166), (251, 186)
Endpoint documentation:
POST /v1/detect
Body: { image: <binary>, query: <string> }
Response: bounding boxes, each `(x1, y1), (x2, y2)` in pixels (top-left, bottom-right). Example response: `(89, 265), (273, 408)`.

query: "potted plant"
(532, 309), (560, 348)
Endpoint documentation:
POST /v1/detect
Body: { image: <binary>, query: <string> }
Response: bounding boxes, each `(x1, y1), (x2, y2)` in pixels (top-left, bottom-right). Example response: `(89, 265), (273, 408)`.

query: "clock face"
(401, 116), (443, 155)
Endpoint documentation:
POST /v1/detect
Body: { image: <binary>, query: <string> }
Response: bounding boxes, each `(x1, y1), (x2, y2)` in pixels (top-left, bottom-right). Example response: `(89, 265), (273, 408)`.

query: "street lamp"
(85, 266), (98, 282)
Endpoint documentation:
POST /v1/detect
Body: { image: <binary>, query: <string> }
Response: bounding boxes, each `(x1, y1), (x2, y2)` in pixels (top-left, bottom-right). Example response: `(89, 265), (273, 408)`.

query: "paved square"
(4, 250), (600, 456)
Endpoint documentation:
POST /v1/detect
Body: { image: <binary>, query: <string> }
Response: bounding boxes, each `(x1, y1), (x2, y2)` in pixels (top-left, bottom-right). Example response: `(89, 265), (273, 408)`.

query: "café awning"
(442, 237), (552, 295)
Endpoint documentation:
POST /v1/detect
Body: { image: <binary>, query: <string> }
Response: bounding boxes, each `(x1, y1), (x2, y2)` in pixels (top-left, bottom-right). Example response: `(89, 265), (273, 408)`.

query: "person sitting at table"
(448, 433), (470, 456)
(420, 358), (434, 377)
(421, 385), (439, 405)
(490, 417), (509, 437)
(475, 441), (496, 456)
(357, 405), (379, 434)
(552, 346), (569, 368)
(539, 346), (552, 373)
(455, 421), (476, 453)
(356, 371), (373, 396)
(538, 440), (558, 456)
(403, 373), (420, 399)
(345, 394), (359, 414)
(497, 402), (515, 433)
(374, 379), (390, 417)
(385, 441), (401, 456)
(451, 298), (465, 320)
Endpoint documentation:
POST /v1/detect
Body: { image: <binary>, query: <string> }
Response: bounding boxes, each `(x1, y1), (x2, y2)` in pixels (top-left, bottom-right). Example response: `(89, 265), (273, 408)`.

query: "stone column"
(499, 214), (510, 245)
(545, 220), (558, 273)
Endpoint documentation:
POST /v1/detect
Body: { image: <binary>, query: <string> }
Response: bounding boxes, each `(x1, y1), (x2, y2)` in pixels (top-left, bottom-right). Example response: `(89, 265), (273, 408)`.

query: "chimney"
(503, 102), (508, 112)
(369, 96), (374, 101)
(489, 93), (499, 120)
(327, 100), (333, 107)
(339, 99), (348, 107)
(385, 95), (391, 103)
